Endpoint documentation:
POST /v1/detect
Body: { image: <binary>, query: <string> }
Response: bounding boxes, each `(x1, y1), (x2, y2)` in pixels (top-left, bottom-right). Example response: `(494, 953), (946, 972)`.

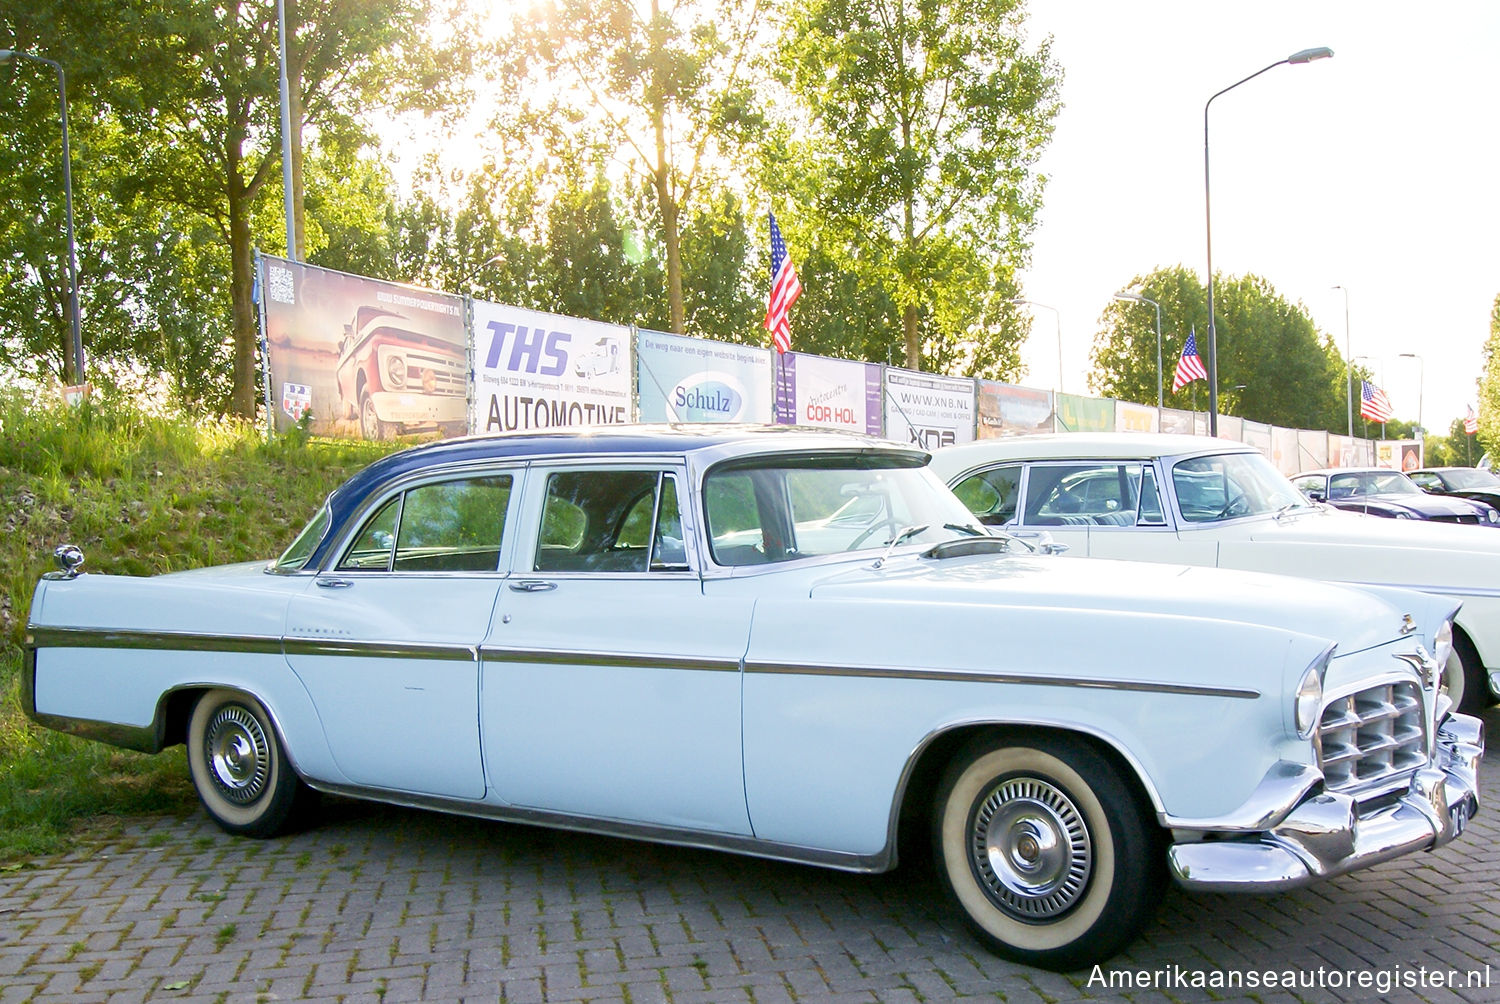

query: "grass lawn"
(0, 393), (401, 860)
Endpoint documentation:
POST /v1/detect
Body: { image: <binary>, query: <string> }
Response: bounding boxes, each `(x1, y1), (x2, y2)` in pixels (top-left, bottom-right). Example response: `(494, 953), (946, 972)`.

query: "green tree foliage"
(1091, 266), (1363, 435)
(1477, 293), (1500, 461)
(778, 0), (1060, 374)
(500, 0), (767, 335)
(1421, 417), (1479, 468)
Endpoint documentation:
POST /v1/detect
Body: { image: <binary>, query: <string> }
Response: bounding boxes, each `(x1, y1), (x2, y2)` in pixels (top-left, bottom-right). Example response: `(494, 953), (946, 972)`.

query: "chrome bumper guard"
(1170, 713), (1484, 893)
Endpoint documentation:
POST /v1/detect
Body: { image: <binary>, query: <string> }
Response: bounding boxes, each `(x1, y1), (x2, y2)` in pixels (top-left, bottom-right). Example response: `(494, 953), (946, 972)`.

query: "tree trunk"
(903, 303), (920, 370)
(653, 118), (684, 334)
(228, 170), (259, 418)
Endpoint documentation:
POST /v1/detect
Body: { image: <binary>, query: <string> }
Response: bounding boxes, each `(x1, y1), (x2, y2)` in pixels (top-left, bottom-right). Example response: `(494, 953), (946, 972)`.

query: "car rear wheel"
(933, 733), (1164, 971)
(187, 689), (314, 838)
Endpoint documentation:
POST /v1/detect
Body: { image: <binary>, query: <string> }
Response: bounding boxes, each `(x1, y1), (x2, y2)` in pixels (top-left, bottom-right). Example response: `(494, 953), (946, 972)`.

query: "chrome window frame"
(515, 457), (702, 580)
(317, 460), (528, 579)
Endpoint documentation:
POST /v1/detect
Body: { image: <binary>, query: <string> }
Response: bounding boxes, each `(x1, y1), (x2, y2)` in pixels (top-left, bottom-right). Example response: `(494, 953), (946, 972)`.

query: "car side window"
(337, 476), (512, 573)
(1138, 466), (1165, 525)
(1408, 472), (1437, 490)
(1024, 463), (1146, 527)
(953, 466), (1021, 526)
(534, 470), (686, 573)
(340, 497), (400, 570)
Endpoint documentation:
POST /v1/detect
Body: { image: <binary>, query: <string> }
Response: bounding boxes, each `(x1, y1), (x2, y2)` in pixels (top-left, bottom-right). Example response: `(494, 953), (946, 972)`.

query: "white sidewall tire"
(187, 689), (297, 837)
(934, 736), (1159, 970)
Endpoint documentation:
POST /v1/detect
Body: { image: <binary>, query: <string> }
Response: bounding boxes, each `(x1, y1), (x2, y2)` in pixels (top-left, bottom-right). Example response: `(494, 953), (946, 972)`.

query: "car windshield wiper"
(943, 522), (987, 537)
(872, 524), (930, 568)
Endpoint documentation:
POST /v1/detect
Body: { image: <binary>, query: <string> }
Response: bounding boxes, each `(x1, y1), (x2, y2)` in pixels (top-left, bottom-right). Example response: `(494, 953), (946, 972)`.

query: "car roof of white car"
(928, 433), (1253, 473)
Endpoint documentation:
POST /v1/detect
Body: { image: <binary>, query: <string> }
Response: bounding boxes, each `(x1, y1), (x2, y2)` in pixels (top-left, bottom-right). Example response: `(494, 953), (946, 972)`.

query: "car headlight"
(1393, 511), (1412, 519)
(386, 353), (407, 389)
(1488, 509), (1498, 524)
(1433, 619), (1454, 675)
(1295, 654), (1329, 739)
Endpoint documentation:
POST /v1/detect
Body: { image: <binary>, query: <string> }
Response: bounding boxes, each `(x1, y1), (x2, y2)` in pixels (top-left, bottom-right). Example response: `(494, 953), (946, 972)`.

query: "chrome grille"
(405, 350), (466, 396)
(1317, 681), (1426, 796)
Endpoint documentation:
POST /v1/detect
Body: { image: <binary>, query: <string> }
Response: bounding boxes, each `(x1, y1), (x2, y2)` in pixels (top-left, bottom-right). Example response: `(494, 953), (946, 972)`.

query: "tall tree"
(1477, 293), (1500, 460)
(501, 0), (767, 335)
(1091, 265), (1360, 434)
(779, 0), (1060, 373)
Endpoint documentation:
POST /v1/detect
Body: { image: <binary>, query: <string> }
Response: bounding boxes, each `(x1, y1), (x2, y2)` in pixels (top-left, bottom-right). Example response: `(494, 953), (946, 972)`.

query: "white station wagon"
(931, 432), (1500, 715)
(24, 428), (1482, 970)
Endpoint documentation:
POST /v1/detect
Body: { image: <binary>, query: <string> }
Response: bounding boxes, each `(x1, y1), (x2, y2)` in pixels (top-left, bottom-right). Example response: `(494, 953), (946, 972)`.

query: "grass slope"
(0, 394), (400, 859)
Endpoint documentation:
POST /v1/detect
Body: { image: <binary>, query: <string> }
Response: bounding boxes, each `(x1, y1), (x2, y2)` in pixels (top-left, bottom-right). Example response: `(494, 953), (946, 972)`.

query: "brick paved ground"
(2, 707), (1497, 1003)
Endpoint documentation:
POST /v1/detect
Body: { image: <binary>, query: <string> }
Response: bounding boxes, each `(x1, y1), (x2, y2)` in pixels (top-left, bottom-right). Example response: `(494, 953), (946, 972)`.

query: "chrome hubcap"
(971, 776), (1091, 919)
(204, 705), (271, 804)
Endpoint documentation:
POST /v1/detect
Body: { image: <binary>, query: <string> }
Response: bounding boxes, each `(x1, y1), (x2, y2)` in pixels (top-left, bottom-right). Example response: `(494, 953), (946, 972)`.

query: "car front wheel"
(933, 733), (1164, 971)
(187, 689), (313, 838)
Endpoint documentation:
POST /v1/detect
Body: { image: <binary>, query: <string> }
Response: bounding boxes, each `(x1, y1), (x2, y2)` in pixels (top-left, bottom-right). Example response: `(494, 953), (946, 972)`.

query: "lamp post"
(1010, 298), (1063, 393)
(1, 49), (84, 385)
(1204, 46), (1333, 437)
(1113, 289), (1163, 409)
(1332, 285), (1352, 437)
(1399, 352), (1424, 439)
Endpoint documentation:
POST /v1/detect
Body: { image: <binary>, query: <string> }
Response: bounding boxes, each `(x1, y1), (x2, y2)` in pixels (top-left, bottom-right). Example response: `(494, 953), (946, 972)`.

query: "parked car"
(1291, 467), (1500, 525)
(1409, 466), (1500, 511)
(930, 433), (1500, 715)
(334, 305), (467, 440)
(25, 428), (1480, 971)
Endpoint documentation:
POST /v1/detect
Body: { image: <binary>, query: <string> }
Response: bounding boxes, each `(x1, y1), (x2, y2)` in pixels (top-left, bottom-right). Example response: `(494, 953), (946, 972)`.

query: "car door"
(284, 470), (520, 800)
(481, 463), (753, 835)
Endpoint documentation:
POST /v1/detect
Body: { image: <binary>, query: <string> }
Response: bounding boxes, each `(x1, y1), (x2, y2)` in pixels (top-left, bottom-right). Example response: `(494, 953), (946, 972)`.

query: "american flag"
(763, 211), (802, 354)
(1466, 405), (1479, 435)
(1359, 380), (1394, 423)
(1171, 327), (1207, 392)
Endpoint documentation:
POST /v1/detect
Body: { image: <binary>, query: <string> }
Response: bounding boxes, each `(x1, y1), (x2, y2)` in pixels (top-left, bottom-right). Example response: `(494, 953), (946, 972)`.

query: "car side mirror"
(1306, 489), (1326, 503)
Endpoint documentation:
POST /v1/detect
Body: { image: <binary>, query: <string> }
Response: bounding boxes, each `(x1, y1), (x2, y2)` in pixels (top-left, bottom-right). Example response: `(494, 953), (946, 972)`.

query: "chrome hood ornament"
(42, 543), (85, 580)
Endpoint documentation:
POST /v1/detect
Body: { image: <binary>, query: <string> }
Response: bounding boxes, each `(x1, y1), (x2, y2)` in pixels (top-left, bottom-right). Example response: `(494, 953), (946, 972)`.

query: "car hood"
(1224, 507), (1500, 592)
(1350, 492), (1481, 518)
(807, 550), (1418, 657)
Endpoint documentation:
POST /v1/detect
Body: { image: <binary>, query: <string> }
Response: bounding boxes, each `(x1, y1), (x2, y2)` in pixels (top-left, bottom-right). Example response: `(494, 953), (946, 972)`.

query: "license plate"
(1449, 799), (1470, 837)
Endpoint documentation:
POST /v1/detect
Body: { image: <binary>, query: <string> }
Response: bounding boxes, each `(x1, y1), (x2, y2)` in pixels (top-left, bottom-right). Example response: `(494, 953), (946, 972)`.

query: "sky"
(1011, 1), (1500, 435)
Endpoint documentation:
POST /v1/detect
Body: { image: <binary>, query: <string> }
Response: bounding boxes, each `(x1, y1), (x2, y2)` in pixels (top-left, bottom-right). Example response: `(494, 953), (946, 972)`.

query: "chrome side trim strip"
(300, 779), (889, 873)
(27, 626), (282, 655)
(283, 638), (476, 662)
(744, 661), (1261, 699)
(479, 647), (741, 673)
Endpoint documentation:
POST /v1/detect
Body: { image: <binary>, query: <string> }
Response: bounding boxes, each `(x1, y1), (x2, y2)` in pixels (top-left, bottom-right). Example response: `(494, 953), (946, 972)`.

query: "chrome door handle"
(316, 577), (353, 588)
(509, 579), (557, 592)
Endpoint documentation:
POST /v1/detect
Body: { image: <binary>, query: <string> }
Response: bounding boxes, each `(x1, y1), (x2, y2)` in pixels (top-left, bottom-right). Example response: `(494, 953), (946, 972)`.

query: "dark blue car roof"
(305, 425), (903, 569)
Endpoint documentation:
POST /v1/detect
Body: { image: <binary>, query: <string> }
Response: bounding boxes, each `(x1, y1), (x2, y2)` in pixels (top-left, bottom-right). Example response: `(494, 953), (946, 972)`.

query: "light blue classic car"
(24, 428), (1482, 970)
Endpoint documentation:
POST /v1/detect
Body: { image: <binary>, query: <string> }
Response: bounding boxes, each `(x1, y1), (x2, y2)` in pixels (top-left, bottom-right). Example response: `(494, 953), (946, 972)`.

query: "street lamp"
(1010, 298), (1063, 393)
(1113, 289), (1163, 409)
(0, 49), (84, 384)
(1399, 352), (1424, 438)
(1203, 46), (1333, 437)
(1332, 285), (1352, 437)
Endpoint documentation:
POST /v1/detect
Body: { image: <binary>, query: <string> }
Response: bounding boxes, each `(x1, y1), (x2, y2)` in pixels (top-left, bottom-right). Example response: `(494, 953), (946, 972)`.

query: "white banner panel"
(1114, 401), (1160, 434)
(774, 352), (884, 434)
(883, 368), (976, 450)
(472, 301), (632, 433)
(636, 329), (774, 423)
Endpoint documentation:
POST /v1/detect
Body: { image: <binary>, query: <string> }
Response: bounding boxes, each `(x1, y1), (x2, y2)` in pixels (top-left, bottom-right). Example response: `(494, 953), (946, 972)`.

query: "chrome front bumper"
(1170, 713), (1484, 892)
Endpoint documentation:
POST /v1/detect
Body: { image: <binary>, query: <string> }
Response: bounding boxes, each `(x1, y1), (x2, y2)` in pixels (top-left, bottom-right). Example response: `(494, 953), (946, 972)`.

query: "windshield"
(1172, 452), (1309, 523)
(1330, 471), (1422, 497)
(1441, 469), (1500, 491)
(274, 503), (332, 571)
(704, 454), (984, 565)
